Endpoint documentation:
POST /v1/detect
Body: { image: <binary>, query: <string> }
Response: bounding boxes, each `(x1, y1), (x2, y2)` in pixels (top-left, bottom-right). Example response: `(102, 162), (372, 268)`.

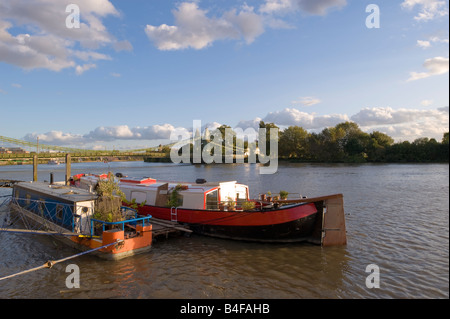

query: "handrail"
(90, 215), (152, 236)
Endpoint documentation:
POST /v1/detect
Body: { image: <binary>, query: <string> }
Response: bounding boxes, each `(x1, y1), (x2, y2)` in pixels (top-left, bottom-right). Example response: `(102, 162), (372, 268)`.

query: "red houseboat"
(74, 174), (346, 245)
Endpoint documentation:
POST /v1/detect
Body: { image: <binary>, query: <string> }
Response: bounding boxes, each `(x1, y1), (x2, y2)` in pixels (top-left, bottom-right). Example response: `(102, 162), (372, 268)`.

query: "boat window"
(206, 190), (218, 210)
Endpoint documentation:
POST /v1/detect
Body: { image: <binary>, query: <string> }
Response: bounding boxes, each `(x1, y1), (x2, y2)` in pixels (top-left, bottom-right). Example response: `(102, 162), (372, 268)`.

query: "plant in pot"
(167, 184), (183, 207)
(266, 191), (272, 202)
(93, 172), (126, 230)
(279, 190), (289, 200)
(227, 196), (236, 211)
(241, 201), (256, 211)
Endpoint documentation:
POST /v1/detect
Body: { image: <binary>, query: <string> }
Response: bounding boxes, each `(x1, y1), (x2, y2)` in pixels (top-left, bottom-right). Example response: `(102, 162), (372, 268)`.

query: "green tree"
(442, 132), (449, 144)
(279, 126), (309, 159)
(367, 131), (394, 161)
(258, 121), (279, 156)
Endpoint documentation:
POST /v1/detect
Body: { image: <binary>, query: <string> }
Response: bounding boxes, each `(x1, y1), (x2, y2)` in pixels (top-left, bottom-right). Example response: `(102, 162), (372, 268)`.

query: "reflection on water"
(0, 162), (448, 298)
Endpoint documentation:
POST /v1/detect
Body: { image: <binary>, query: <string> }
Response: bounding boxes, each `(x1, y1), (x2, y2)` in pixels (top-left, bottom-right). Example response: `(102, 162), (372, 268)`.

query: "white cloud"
(401, 0), (449, 21)
(260, 0), (347, 15)
(235, 118), (263, 130)
(350, 106), (449, 141)
(23, 131), (85, 145)
(417, 35), (449, 49)
(429, 35), (449, 43)
(0, 0), (129, 73)
(145, 2), (264, 51)
(75, 63), (97, 75)
(263, 108), (349, 129)
(291, 96), (321, 106)
(417, 40), (431, 48)
(145, 0), (347, 51)
(351, 107), (449, 141)
(421, 99), (434, 106)
(407, 56), (449, 81)
(22, 106), (450, 147)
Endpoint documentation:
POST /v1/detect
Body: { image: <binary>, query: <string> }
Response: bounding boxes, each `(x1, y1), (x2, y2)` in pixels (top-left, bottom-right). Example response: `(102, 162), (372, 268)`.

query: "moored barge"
(74, 175), (347, 245)
(10, 181), (153, 260)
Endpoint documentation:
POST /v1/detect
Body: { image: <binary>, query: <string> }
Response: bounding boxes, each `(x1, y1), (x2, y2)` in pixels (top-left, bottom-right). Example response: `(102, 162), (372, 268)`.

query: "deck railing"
(90, 207), (152, 236)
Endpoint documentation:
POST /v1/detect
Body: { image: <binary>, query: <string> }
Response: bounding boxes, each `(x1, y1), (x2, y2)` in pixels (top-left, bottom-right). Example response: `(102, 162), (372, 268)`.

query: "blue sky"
(0, 0), (449, 150)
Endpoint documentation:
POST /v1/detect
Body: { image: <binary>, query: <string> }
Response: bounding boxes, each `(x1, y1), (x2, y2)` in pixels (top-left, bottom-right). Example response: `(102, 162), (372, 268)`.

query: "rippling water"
(0, 162), (448, 298)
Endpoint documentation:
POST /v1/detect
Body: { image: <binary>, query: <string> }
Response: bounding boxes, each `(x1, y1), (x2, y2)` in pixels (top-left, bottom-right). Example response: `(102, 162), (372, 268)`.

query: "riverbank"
(0, 157), (145, 166)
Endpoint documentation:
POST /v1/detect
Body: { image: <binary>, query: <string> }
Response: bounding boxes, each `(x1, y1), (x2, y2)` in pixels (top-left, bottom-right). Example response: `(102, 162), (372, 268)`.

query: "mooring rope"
(0, 239), (123, 282)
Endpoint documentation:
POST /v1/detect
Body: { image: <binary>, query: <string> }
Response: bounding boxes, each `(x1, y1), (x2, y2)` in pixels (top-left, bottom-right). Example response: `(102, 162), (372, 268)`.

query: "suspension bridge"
(0, 134), (172, 161)
(0, 134), (249, 164)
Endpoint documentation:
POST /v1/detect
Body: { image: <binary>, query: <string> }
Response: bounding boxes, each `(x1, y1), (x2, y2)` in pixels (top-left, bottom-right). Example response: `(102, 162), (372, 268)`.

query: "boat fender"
(196, 178), (207, 184)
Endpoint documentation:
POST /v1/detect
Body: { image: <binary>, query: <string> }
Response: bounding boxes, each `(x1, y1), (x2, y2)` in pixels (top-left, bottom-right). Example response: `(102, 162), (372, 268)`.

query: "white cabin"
(77, 175), (249, 210)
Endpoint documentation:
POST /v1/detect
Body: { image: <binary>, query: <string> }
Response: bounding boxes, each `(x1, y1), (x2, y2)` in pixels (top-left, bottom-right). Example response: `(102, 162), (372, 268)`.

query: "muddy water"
(0, 162), (448, 299)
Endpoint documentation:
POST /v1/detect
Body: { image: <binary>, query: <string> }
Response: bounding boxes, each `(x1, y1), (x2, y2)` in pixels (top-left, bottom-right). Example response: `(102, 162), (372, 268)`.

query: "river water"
(0, 161), (448, 299)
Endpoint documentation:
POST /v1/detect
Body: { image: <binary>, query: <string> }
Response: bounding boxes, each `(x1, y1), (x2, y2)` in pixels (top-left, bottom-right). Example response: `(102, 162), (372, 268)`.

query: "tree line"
(273, 121), (449, 163)
(157, 121), (449, 163)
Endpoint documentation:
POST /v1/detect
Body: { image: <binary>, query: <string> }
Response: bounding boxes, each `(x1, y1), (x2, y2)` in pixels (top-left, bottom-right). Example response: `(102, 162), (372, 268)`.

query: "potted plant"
(167, 184), (183, 207)
(266, 191), (272, 202)
(241, 201), (256, 211)
(279, 190), (289, 200)
(93, 172), (126, 229)
(227, 196), (236, 211)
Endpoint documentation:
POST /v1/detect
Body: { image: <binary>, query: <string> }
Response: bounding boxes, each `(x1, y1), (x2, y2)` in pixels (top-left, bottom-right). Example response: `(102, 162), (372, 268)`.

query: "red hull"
(132, 202), (319, 242)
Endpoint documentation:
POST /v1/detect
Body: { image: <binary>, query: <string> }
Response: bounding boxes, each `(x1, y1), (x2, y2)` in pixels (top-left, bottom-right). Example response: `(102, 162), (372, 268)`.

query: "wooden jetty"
(150, 218), (192, 239)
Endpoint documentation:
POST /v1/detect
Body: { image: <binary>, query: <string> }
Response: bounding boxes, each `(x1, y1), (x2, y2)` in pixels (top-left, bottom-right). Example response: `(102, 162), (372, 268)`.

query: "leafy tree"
(279, 126), (309, 159)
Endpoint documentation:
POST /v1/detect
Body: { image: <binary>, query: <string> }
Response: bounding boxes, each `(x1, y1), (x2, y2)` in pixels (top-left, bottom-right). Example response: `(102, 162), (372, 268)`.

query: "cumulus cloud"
(421, 99), (434, 106)
(417, 40), (431, 48)
(0, 0), (130, 73)
(22, 106), (449, 147)
(23, 123), (192, 147)
(75, 63), (97, 75)
(260, 0), (347, 15)
(145, 0), (347, 51)
(145, 2), (264, 50)
(407, 56), (449, 81)
(401, 0), (449, 21)
(235, 118), (263, 130)
(263, 108), (349, 129)
(350, 106), (449, 141)
(417, 35), (449, 49)
(23, 131), (85, 145)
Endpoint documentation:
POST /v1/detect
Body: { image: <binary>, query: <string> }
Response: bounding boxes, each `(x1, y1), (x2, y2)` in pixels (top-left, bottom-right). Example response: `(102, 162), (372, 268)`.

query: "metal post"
(33, 155), (38, 182)
(65, 154), (71, 186)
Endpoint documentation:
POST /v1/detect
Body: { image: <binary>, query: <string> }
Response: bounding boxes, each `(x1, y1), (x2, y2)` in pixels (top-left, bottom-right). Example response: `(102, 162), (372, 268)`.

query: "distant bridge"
(0, 133), (247, 161)
(0, 135), (170, 160)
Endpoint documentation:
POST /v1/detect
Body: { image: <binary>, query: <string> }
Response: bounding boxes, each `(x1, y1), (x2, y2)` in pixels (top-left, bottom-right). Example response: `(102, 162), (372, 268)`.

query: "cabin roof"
(15, 181), (98, 203)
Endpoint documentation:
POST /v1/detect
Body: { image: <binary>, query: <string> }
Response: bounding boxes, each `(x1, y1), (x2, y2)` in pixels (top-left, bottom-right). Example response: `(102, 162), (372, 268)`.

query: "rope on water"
(0, 239), (123, 282)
